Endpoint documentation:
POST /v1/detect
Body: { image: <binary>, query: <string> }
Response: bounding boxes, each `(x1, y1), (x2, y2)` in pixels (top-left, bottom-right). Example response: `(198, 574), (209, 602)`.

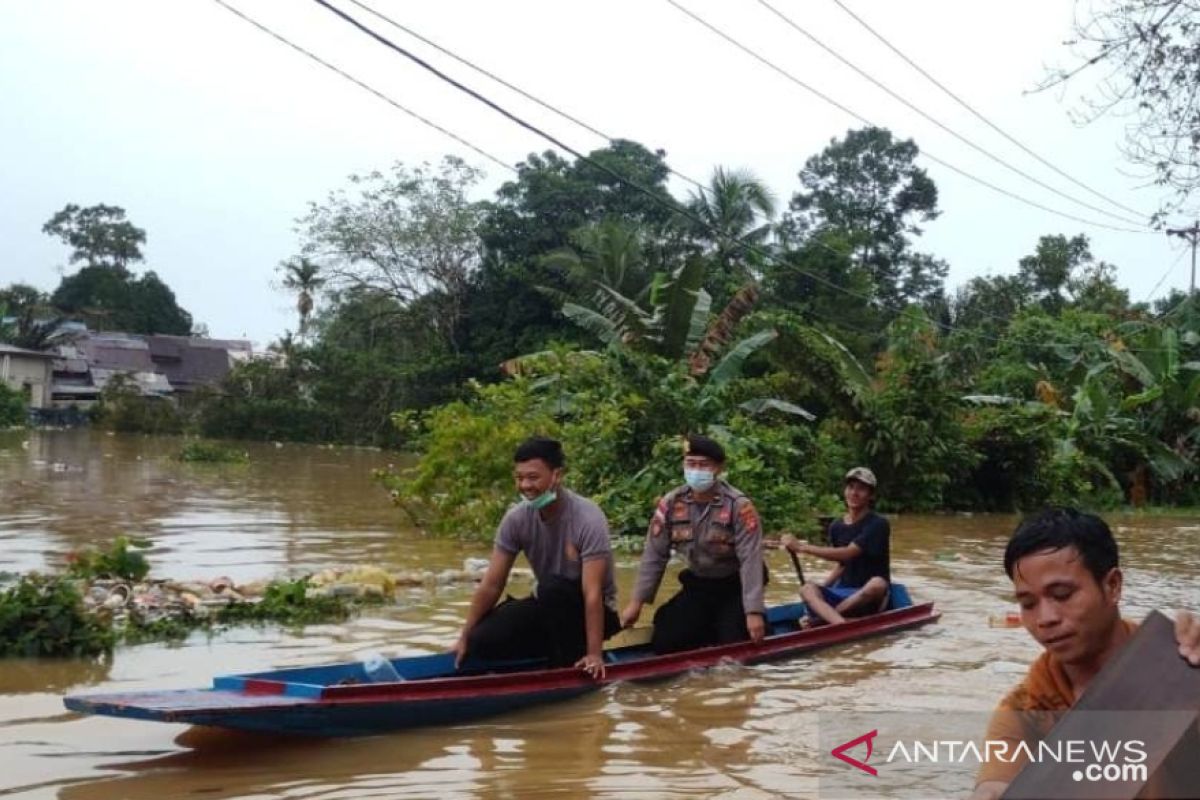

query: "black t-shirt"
(828, 511), (890, 588)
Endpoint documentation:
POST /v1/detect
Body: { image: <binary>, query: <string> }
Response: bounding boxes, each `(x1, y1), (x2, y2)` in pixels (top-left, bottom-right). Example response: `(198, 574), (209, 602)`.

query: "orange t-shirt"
(976, 620), (1138, 786)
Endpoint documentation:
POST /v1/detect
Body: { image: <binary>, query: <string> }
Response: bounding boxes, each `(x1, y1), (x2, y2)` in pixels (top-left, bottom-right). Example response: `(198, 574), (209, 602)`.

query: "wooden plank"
(1003, 610), (1200, 800)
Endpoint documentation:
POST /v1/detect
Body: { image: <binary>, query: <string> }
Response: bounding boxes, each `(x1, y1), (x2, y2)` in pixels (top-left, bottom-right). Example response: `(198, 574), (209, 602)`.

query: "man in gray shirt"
(620, 434), (767, 653)
(453, 437), (620, 678)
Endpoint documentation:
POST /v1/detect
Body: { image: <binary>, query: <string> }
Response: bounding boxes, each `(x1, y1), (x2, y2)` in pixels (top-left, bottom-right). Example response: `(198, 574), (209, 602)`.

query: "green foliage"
(199, 356), (334, 443)
(380, 344), (818, 539)
(960, 403), (1064, 510)
(92, 374), (186, 435)
(297, 156), (487, 352)
(66, 536), (151, 582)
(0, 574), (115, 657)
(177, 440), (249, 463)
(218, 578), (360, 626)
(0, 382), (26, 427)
(51, 266), (193, 335)
(856, 309), (978, 510)
(42, 203), (146, 270)
(784, 127), (946, 307)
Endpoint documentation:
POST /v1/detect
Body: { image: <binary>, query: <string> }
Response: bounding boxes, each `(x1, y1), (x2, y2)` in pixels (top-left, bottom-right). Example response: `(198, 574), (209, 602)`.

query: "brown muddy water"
(0, 429), (1196, 799)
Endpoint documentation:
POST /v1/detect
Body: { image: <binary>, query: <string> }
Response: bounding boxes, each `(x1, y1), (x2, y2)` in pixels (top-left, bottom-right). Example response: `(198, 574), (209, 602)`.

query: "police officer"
(620, 434), (767, 653)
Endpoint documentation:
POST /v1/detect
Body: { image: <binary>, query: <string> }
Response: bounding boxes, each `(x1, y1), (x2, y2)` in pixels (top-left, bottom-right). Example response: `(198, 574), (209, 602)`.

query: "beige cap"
(844, 466), (877, 487)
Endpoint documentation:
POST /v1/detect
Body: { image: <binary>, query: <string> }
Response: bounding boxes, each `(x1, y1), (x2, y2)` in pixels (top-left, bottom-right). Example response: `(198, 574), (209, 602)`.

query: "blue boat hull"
(64, 588), (939, 736)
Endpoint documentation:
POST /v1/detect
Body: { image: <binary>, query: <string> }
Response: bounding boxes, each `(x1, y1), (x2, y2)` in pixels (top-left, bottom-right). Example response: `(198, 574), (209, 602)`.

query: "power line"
(755, 0), (1145, 227)
(343, 0), (610, 144)
(825, 0), (1150, 222)
(664, 0), (1152, 235)
(1143, 244), (1188, 303)
(210, 0), (514, 173)
(339, 0), (721, 202)
(308, 0), (1183, 357)
(307, 0), (922, 316)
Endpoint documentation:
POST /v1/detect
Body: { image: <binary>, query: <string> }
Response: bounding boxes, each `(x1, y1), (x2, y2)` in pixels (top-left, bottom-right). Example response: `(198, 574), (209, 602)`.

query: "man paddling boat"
(780, 466), (891, 626)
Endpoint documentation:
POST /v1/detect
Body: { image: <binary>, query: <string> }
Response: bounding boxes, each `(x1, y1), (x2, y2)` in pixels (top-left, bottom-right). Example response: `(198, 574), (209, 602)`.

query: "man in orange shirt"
(970, 508), (1200, 800)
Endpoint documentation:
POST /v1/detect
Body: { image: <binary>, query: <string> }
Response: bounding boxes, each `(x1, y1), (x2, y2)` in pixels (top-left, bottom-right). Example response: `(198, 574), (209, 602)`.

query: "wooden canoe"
(64, 585), (939, 737)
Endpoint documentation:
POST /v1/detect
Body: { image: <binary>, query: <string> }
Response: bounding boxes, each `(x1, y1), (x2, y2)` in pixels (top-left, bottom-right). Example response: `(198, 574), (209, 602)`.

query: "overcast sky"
(0, 0), (1189, 346)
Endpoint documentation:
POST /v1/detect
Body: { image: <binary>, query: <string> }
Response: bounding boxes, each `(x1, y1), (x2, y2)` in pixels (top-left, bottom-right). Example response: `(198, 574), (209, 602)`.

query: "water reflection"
(0, 430), (1196, 799)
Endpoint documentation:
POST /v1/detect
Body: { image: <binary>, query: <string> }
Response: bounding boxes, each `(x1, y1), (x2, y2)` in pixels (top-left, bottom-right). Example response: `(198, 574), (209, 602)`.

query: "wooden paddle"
(786, 544), (806, 586)
(767, 535), (807, 586)
(607, 624), (653, 649)
(1002, 610), (1200, 800)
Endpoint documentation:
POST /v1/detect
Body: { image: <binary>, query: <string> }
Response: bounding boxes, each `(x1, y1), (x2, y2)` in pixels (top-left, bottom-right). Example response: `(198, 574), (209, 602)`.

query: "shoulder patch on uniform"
(650, 497), (668, 536)
(736, 500), (761, 536)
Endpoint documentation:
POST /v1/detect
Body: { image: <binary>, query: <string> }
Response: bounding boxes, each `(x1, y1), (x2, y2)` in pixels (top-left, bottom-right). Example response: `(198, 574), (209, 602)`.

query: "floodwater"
(0, 429), (1197, 799)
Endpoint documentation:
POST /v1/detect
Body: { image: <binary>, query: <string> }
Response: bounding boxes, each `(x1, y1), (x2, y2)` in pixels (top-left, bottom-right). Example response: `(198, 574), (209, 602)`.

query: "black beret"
(686, 434), (726, 463)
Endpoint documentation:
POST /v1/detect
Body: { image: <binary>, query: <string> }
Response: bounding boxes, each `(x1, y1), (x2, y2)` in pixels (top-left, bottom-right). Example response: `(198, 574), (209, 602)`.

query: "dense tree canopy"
(42, 204), (146, 270)
(16, 126), (1192, 526)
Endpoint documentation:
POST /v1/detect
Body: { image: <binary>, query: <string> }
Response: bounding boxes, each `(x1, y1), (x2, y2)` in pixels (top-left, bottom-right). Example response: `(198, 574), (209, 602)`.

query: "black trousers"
(651, 570), (749, 654)
(467, 575), (620, 667)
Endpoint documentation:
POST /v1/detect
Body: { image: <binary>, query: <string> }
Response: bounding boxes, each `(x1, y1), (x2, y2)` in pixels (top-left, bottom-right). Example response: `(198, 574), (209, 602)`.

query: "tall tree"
(480, 140), (678, 265)
(42, 204), (146, 270)
(279, 257), (325, 337)
(686, 167), (777, 299)
(297, 156), (485, 353)
(784, 127), (946, 307)
(51, 267), (192, 335)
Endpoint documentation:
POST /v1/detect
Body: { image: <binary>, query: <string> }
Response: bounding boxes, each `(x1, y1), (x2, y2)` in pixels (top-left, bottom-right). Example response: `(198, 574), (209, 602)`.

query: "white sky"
(0, 0), (1190, 346)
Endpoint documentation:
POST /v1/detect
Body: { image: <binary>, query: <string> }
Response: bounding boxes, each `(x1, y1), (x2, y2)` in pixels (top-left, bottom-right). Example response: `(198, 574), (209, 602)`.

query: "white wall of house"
(0, 354), (53, 409)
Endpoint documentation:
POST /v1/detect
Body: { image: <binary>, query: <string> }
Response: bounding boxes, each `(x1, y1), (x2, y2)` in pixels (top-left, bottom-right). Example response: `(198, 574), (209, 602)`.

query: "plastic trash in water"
(988, 612), (1022, 628)
(359, 651), (403, 683)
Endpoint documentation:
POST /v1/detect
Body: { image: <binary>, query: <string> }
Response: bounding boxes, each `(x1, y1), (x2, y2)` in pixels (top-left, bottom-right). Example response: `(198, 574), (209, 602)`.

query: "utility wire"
(211, 0), (514, 173)
(665, 0), (1151, 235)
(756, 0), (1145, 227)
(826, 0), (1149, 221)
(309, 0), (1184, 356)
(308, 0), (925, 314)
(1143, 245), (1189, 304)
(341, 0), (723, 202)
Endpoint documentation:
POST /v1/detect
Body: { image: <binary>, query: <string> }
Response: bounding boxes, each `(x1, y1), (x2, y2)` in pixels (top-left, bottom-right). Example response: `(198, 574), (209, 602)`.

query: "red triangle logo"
(831, 729), (878, 776)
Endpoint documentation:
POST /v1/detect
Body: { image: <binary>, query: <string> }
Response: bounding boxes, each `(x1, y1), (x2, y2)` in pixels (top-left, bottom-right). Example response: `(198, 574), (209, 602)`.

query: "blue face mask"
(522, 489), (558, 510)
(684, 468), (716, 493)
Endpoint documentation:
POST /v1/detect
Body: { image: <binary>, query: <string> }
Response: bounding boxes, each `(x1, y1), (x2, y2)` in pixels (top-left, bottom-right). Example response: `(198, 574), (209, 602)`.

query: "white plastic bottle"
(359, 651), (403, 683)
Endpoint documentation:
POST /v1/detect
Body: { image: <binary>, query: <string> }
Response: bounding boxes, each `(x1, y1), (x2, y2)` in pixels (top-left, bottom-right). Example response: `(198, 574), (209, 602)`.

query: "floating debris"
(69, 558), (526, 631)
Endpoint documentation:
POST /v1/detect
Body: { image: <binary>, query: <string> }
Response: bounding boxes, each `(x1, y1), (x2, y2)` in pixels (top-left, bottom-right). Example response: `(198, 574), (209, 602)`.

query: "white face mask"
(684, 468), (716, 493)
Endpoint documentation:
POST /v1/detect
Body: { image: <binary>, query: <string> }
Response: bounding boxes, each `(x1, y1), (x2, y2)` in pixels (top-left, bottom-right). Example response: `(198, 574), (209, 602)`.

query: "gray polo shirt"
(495, 488), (617, 610)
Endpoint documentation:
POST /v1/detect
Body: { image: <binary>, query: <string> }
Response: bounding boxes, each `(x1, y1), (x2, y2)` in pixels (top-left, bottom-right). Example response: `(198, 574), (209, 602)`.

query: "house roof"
(80, 336), (155, 372)
(144, 335), (248, 388)
(0, 343), (56, 360)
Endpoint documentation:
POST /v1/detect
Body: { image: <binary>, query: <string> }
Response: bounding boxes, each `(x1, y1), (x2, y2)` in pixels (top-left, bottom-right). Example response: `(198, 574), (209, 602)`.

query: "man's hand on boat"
(619, 600), (644, 630)
(778, 533), (811, 555)
(746, 612), (765, 644)
(1178, 609), (1200, 666)
(452, 635), (469, 669)
(575, 652), (606, 679)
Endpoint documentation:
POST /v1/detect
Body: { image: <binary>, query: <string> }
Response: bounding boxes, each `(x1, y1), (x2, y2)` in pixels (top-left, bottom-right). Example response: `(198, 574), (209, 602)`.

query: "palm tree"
(542, 219), (655, 303)
(279, 258), (325, 337)
(686, 167), (778, 278)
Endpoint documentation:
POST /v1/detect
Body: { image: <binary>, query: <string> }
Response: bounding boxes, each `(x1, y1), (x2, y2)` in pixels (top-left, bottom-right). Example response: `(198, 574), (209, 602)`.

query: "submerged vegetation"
(0, 540), (385, 658)
(177, 440), (249, 464)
